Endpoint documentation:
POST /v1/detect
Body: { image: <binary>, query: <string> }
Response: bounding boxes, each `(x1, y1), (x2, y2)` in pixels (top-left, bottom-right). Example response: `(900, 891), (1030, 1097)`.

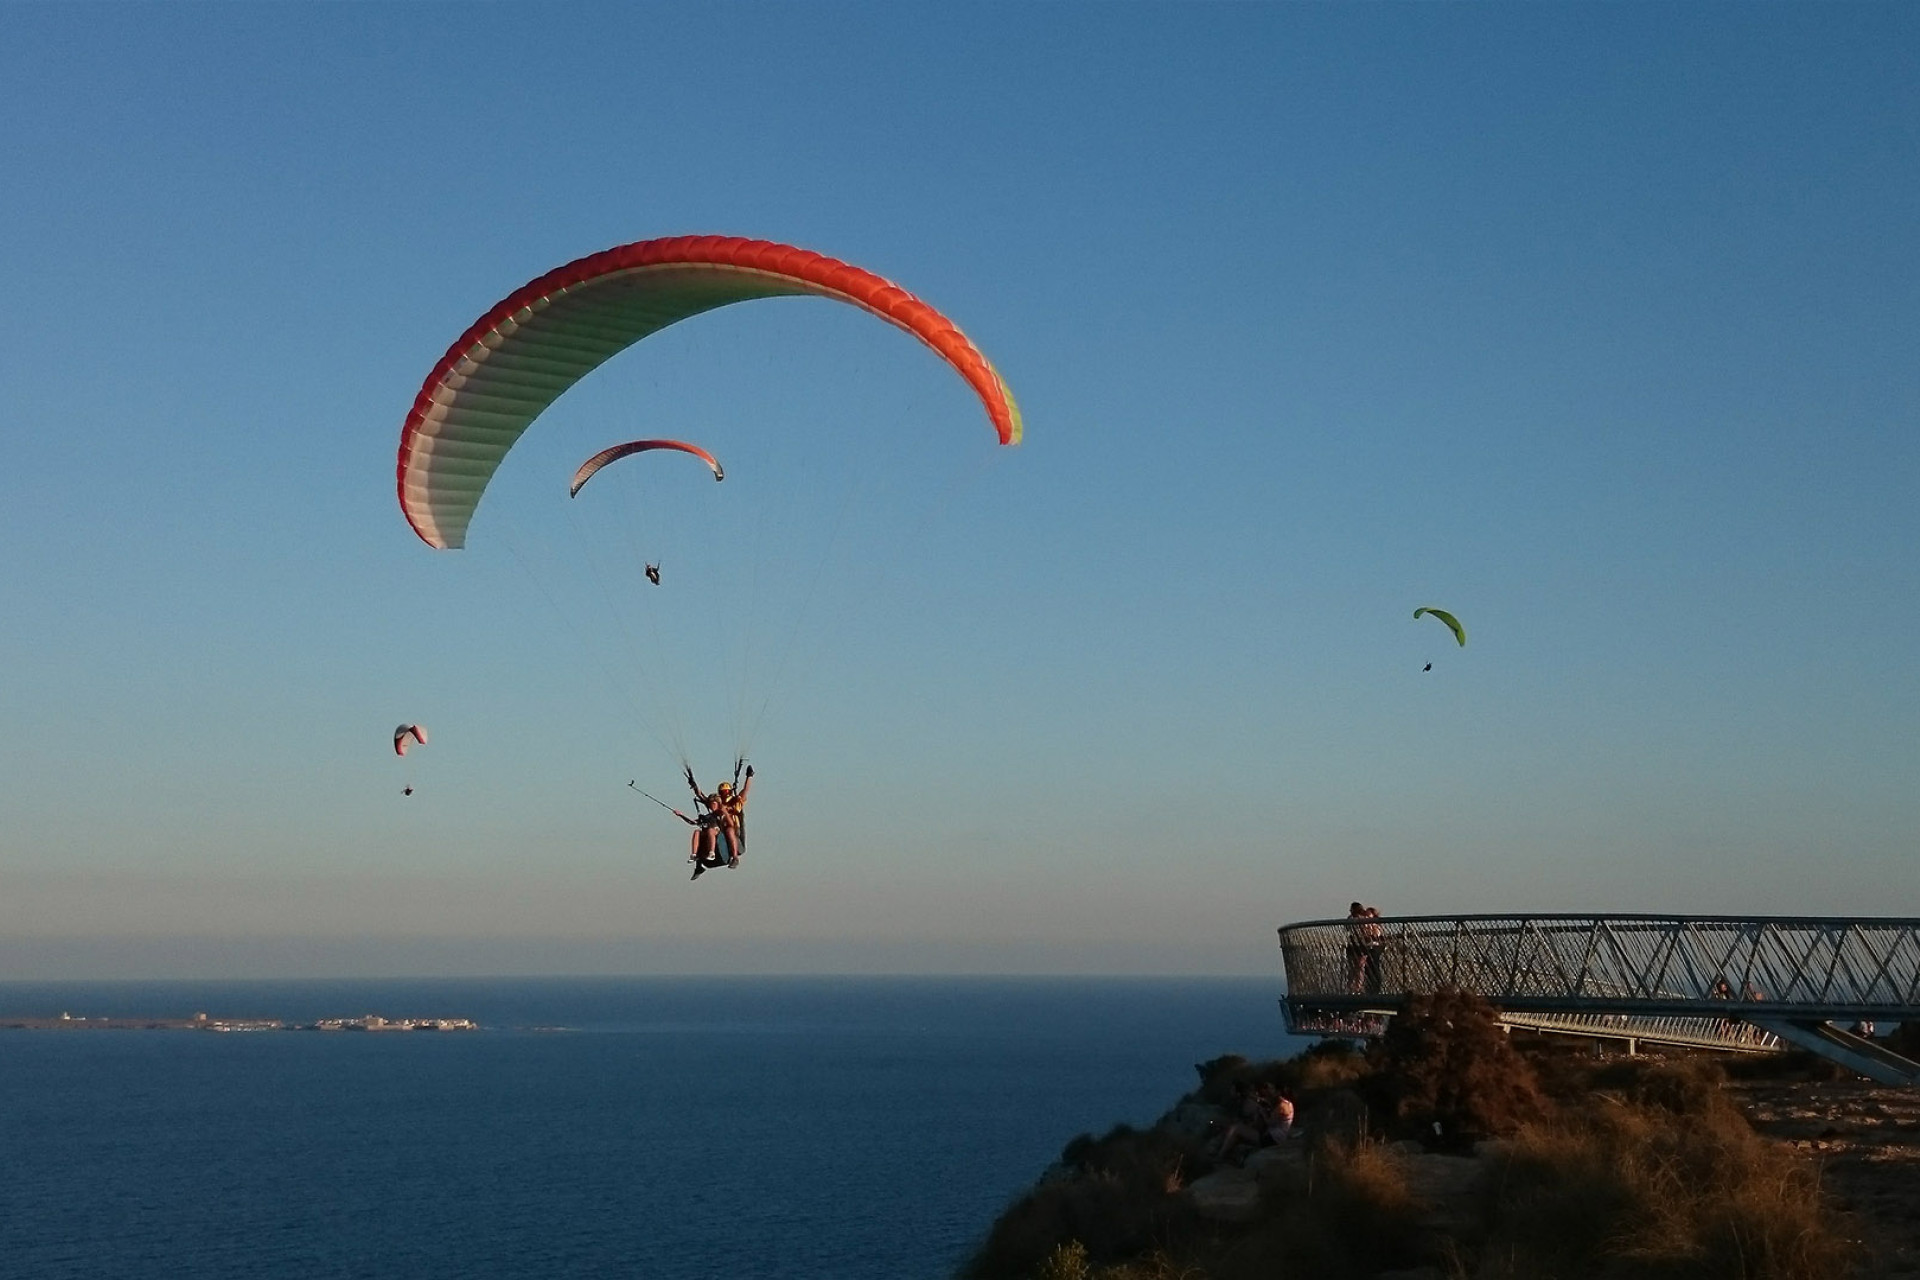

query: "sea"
(0, 976), (1306, 1279)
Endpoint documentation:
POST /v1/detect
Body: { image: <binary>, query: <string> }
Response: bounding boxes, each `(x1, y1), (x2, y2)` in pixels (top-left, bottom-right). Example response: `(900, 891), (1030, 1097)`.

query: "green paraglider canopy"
(1414, 607), (1466, 647)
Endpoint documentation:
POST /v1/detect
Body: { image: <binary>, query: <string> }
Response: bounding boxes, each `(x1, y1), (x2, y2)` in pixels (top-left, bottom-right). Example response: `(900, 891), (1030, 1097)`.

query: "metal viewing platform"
(1278, 914), (1920, 1086)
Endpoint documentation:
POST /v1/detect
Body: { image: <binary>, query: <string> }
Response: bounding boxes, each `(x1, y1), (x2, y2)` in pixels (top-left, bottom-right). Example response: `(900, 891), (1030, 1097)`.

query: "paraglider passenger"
(669, 804), (727, 879)
(645, 563), (661, 586)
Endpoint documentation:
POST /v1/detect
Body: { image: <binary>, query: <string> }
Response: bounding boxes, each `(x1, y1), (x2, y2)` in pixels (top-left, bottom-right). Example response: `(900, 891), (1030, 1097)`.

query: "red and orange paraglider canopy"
(397, 235), (1021, 549)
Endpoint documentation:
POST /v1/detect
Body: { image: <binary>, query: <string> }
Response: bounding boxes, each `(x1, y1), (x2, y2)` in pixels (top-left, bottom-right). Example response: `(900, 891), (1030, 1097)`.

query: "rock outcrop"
(1184, 1166), (1263, 1223)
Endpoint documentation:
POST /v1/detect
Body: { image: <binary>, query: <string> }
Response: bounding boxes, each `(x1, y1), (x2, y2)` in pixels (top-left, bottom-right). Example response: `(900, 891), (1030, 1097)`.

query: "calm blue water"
(0, 977), (1302, 1279)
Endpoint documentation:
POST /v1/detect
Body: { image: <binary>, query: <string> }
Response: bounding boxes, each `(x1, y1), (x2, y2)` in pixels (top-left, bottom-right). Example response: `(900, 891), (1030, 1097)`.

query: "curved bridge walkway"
(1277, 914), (1920, 1086)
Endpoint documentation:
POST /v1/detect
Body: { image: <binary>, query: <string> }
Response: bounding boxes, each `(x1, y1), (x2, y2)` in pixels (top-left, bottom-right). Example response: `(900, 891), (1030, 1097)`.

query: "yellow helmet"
(717, 782), (733, 793)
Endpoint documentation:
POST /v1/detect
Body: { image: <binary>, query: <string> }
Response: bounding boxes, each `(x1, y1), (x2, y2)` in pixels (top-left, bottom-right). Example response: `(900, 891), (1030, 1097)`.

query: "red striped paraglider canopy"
(397, 235), (1021, 549)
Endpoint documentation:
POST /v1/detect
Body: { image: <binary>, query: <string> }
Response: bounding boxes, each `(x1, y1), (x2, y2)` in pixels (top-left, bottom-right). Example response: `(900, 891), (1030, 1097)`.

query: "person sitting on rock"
(1212, 1083), (1289, 1163)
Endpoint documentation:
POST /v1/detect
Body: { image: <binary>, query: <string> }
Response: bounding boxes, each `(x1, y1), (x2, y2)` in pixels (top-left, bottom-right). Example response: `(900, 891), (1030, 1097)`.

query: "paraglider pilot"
(713, 764), (752, 867)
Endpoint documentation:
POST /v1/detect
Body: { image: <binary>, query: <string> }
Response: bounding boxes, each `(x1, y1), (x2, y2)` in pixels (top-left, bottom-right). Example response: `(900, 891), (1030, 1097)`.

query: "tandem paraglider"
(628, 761), (754, 882)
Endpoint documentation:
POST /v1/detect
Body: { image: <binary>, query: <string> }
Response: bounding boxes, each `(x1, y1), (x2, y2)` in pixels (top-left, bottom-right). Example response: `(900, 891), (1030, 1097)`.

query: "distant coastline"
(0, 1012), (477, 1032)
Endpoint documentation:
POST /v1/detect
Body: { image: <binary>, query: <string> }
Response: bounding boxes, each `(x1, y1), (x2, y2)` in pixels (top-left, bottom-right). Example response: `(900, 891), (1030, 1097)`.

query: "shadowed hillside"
(962, 989), (1915, 1280)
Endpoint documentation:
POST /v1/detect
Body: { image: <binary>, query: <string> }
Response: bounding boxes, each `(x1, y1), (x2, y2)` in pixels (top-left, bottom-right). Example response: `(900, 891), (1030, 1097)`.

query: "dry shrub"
(1190, 1054), (1252, 1105)
(1480, 1077), (1846, 1279)
(962, 1125), (1204, 1280)
(1368, 988), (1550, 1144)
(1029, 1241), (1202, 1280)
(1590, 1054), (1729, 1119)
(1193, 1044), (1369, 1104)
(1287, 1039), (1371, 1092)
(1298, 1086), (1371, 1146)
(1034, 1240), (1093, 1280)
(1317, 1138), (1421, 1227)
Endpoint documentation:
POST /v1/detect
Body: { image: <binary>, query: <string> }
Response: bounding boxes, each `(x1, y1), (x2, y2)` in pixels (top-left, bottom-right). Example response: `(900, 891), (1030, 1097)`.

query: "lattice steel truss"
(1279, 914), (1920, 1025)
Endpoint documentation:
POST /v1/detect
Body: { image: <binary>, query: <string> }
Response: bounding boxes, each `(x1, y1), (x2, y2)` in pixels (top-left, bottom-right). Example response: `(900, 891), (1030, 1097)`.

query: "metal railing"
(1279, 913), (1920, 1028)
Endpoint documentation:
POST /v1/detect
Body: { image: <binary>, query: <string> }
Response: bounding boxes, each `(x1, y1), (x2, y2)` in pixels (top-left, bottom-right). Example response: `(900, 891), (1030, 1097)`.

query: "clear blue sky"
(2, 4), (1915, 978)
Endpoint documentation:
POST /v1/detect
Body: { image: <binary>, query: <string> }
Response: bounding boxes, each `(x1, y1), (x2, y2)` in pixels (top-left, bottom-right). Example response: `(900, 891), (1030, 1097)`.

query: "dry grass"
(1029, 1240), (1207, 1280)
(1289, 1040), (1372, 1093)
(1193, 1137), (1429, 1279)
(1301, 1137), (1424, 1257)
(1477, 1061), (1848, 1279)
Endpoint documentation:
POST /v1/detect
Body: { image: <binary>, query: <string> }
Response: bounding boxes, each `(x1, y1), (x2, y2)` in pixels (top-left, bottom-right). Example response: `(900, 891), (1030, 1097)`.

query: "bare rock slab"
(1186, 1167), (1263, 1223)
(1243, 1143), (1308, 1183)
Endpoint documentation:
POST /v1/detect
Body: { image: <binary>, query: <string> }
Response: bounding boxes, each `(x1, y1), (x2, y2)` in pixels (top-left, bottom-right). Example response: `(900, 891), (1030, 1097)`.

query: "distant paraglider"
(568, 439), (725, 498)
(1413, 607), (1466, 647)
(569, 440), (724, 589)
(394, 723), (428, 796)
